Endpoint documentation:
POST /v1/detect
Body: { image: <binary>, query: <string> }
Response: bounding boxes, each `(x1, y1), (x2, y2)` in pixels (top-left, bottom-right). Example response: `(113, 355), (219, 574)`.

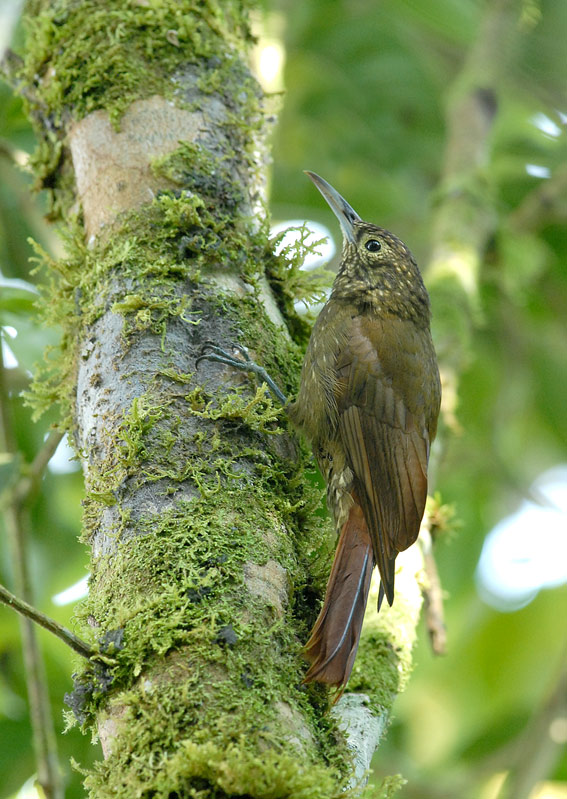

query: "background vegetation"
(1, 0), (566, 797)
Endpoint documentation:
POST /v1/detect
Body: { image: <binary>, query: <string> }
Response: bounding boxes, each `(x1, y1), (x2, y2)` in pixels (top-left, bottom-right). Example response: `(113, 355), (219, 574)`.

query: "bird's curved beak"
(305, 171), (361, 244)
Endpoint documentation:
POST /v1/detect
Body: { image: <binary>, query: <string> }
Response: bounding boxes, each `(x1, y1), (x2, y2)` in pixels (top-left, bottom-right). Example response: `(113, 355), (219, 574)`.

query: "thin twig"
(13, 429), (65, 506)
(419, 523), (447, 656)
(0, 582), (96, 659)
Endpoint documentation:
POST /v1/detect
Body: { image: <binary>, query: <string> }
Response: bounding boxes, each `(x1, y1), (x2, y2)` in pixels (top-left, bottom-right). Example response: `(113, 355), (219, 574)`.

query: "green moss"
(186, 383), (283, 434)
(152, 142), (245, 215)
(23, 190), (248, 424)
(427, 491), (460, 541)
(22, 50), (326, 421)
(346, 578), (421, 714)
(373, 775), (408, 799)
(25, 200), (312, 429)
(265, 224), (335, 345)
(71, 456), (344, 794)
(58, 290), (342, 788)
(346, 628), (405, 710)
(19, 0), (261, 218)
(84, 736), (356, 799)
(22, 0), (256, 125)
(70, 360), (327, 712)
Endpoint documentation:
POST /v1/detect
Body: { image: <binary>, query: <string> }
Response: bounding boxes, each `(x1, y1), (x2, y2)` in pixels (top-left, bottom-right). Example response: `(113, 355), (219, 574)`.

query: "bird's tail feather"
(303, 502), (374, 692)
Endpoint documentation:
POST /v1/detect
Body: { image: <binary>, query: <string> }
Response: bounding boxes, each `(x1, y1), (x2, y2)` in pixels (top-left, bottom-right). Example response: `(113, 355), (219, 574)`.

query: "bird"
(287, 172), (441, 691)
(197, 171), (441, 694)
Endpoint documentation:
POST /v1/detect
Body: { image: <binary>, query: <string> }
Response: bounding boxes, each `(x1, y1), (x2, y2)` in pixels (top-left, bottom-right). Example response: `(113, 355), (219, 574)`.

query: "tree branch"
(428, 0), (518, 375)
(0, 582), (96, 659)
(12, 429), (65, 506)
(419, 522), (447, 656)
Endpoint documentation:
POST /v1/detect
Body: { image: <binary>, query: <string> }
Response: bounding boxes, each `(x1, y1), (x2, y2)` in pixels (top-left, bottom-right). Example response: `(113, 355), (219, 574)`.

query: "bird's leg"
(196, 341), (288, 406)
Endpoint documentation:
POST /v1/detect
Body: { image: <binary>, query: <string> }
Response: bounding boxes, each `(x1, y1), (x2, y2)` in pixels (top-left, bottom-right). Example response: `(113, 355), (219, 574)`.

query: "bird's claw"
(195, 341), (250, 370)
(196, 341), (287, 406)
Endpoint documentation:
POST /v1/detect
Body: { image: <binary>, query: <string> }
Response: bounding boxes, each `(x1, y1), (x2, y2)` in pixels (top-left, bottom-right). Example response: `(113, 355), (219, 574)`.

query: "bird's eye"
(365, 239), (382, 253)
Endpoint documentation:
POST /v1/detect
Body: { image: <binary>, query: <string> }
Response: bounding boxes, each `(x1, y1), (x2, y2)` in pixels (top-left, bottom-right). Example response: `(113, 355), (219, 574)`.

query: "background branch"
(0, 343), (63, 799)
(12, 429), (64, 506)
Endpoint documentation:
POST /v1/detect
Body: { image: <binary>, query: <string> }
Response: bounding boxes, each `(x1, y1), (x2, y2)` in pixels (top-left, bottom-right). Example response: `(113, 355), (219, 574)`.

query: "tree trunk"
(17, 1), (421, 796)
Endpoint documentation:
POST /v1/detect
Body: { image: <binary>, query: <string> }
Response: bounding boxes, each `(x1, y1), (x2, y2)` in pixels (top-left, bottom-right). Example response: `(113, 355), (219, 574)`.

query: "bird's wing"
(335, 315), (436, 604)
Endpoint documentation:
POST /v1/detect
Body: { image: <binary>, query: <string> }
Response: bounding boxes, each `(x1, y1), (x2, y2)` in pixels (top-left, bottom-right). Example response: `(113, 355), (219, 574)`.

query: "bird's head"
(305, 170), (429, 320)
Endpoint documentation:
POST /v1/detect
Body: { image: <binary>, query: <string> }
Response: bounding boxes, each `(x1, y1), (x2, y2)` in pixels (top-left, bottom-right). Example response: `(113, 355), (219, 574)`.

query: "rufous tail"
(303, 502), (374, 691)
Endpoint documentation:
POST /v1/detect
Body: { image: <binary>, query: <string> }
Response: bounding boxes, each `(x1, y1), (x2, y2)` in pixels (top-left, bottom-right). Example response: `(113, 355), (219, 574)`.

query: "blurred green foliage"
(1, 0), (566, 797)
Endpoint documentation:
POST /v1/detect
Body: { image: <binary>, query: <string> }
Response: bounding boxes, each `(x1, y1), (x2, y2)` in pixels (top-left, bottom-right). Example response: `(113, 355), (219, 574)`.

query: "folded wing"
(335, 317), (432, 603)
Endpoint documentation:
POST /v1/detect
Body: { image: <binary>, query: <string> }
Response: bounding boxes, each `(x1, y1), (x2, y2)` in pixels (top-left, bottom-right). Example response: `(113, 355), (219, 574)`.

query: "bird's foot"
(196, 341), (288, 406)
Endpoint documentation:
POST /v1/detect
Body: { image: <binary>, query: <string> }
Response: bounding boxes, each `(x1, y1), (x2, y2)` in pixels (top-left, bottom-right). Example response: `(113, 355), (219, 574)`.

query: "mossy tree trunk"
(9, 1), (440, 796)
(15, 1), (421, 796)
